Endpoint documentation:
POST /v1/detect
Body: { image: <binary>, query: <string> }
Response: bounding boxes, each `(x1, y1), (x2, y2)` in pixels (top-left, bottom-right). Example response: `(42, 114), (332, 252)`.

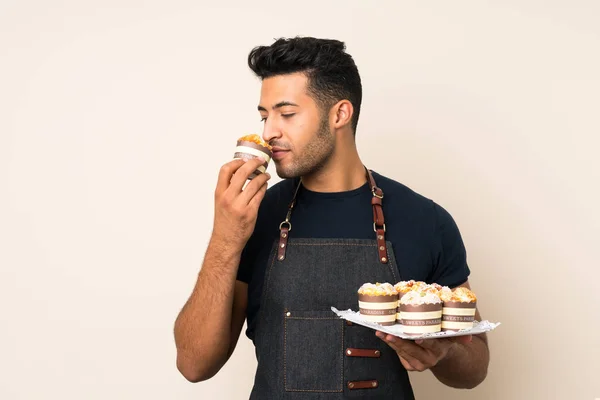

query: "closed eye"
(282, 113), (295, 118)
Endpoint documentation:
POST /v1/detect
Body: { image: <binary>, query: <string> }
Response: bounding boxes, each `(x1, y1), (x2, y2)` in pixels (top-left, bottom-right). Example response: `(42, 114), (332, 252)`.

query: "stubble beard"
(275, 116), (334, 179)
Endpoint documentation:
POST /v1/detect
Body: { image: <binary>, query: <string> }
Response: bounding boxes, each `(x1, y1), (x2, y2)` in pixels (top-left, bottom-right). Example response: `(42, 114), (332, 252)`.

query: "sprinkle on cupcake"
(358, 282), (398, 296)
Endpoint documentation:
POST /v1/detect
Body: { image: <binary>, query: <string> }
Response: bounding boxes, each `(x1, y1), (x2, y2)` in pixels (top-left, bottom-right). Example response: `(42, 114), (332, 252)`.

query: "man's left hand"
(375, 331), (472, 372)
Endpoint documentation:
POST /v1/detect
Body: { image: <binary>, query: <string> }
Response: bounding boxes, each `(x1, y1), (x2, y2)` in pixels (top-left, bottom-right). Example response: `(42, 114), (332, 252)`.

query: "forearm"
(174, 237), (242, 380)
(430, 335), (489, 389)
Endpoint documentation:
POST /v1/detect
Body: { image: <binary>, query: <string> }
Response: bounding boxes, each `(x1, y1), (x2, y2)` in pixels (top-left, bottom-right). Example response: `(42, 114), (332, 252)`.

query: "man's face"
(258, 72), (334, 179)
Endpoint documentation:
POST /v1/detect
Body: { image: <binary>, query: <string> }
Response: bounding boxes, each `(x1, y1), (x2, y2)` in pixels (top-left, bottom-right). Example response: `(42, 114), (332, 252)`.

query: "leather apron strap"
(277, 167), (389, 264)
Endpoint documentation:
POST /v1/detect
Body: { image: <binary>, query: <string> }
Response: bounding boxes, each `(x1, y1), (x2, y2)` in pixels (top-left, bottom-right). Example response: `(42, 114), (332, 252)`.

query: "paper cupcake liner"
(442, 301), (476, 331)
(233, 141), (272, 179)
(399, 303), (442, 335)
(358, 293), (398, 326)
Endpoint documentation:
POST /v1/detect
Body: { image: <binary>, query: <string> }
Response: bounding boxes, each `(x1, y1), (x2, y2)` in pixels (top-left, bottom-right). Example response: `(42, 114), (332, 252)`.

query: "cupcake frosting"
(428, 283), (443, 292)
(422, 283), (444, 296)
(358, 282), (397, 296)
(399, 290), (442, 306)
(439, 286), (454, 302)
(395, 281), (445, 296)
(394, 280), (429, 293)
(237, 134), (272, 151)
(394, 280), (416, 293)
(449, 287), (477, 303)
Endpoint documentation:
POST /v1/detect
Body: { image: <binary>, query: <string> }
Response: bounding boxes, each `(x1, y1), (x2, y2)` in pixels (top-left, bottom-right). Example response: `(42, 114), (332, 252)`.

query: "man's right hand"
(212, 157), (271, 250)
(175, 158), (265, 382)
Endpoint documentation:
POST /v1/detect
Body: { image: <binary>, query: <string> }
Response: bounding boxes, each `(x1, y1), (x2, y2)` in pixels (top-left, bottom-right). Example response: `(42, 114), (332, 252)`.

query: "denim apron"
(249, 169), (415, 399)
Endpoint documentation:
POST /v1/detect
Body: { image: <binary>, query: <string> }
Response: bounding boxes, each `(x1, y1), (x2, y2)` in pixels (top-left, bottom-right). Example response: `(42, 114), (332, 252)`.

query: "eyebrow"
(257, 101), (299, 112)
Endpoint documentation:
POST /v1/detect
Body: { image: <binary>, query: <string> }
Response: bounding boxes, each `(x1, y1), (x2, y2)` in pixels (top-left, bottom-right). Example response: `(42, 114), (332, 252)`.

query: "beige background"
(1, 1), (599, 399)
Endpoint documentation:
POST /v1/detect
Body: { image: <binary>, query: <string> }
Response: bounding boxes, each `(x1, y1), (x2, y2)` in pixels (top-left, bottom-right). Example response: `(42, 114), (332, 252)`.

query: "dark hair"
(248, 37), (362, 133)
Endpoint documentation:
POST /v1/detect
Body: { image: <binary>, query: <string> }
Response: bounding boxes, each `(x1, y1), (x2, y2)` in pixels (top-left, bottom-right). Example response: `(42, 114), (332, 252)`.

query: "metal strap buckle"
(279, 221), (292, 231)
(373, 223), (386, 232)
(372, 187), (383, 199)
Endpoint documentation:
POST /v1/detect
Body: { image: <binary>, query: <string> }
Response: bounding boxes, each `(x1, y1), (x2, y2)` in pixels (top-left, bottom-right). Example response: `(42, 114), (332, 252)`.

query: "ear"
(331, 100), (353, 130)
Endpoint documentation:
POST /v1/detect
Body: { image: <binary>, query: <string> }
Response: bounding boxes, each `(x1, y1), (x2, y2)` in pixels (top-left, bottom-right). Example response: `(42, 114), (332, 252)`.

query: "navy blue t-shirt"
(237, 171), (470, 341)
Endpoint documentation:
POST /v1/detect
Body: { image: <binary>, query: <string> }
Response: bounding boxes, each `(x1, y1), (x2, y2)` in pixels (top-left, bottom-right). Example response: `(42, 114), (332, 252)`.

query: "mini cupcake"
(394, 281), (444, 323)
(394, 280), (425, 298)
(438, 286), (453, 302)
(441, 287), (477, 332)
(427, 283), (444, 294)
(394, 281), (419, 322)
(399, 290), (443, 336)
(358, 283), (398, 326)
(233, 134), (272, 179)
(394, 281), (445, 298)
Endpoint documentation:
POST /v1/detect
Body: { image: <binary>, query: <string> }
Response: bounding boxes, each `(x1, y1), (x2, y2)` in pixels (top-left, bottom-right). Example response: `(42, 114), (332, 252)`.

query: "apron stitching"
(341, 319), (344, 391)
(386, 244), (399, 282)
(283, 315), (344, 392)
(256, 247), (407, 397)
(251, 170), (414, 397)
(284, 316), (287, 391)
(289, 243), (377, 247)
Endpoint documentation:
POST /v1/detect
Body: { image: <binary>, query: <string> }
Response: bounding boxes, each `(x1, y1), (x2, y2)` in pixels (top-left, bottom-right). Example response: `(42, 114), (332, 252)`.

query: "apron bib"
(250, 169), (415, 399)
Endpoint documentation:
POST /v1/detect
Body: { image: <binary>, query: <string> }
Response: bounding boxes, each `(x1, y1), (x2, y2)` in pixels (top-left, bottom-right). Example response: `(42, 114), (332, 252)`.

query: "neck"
(300, 142), (367, 193)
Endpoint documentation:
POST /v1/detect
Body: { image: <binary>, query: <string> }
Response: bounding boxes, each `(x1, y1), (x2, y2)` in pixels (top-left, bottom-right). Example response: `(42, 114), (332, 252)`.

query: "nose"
(262, 120), (282, 144)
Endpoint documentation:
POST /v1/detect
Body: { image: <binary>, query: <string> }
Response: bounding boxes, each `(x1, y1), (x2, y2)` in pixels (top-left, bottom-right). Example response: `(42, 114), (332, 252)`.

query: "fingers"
(375, 331), (469, 373)
(216, 159), (246, 197)
(239, 172), (271, 206)
(399, 356), (416, 371)
(394, 341), (430, 372)
(376, 332), (448, 372)
(376, 332), (432, 368)
(228, 157), (268, 194)
(415, 338), (455, 357)
(248, 180), (269, 210)
(389, 336), (433, 364)
(415, 338), (448, 349)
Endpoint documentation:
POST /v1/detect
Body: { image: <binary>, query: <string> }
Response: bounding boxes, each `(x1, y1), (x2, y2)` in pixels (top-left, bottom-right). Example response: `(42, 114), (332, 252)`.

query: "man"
(174, 37), (490, 399)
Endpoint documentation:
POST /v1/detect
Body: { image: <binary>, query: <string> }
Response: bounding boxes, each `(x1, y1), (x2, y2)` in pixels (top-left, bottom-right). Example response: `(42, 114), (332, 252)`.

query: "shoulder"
(372, 171), (456, 230)
(372, 171), (435, 212)
(372, 171), (469, 285)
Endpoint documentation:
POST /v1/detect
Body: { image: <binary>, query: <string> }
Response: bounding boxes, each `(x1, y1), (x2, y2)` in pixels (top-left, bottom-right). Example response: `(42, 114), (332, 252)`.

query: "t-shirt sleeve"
(428, 202), (471, 288)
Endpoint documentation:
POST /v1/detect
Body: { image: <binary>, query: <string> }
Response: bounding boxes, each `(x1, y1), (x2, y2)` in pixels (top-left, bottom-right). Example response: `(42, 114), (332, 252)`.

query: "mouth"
(271, 147), (290, 161)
